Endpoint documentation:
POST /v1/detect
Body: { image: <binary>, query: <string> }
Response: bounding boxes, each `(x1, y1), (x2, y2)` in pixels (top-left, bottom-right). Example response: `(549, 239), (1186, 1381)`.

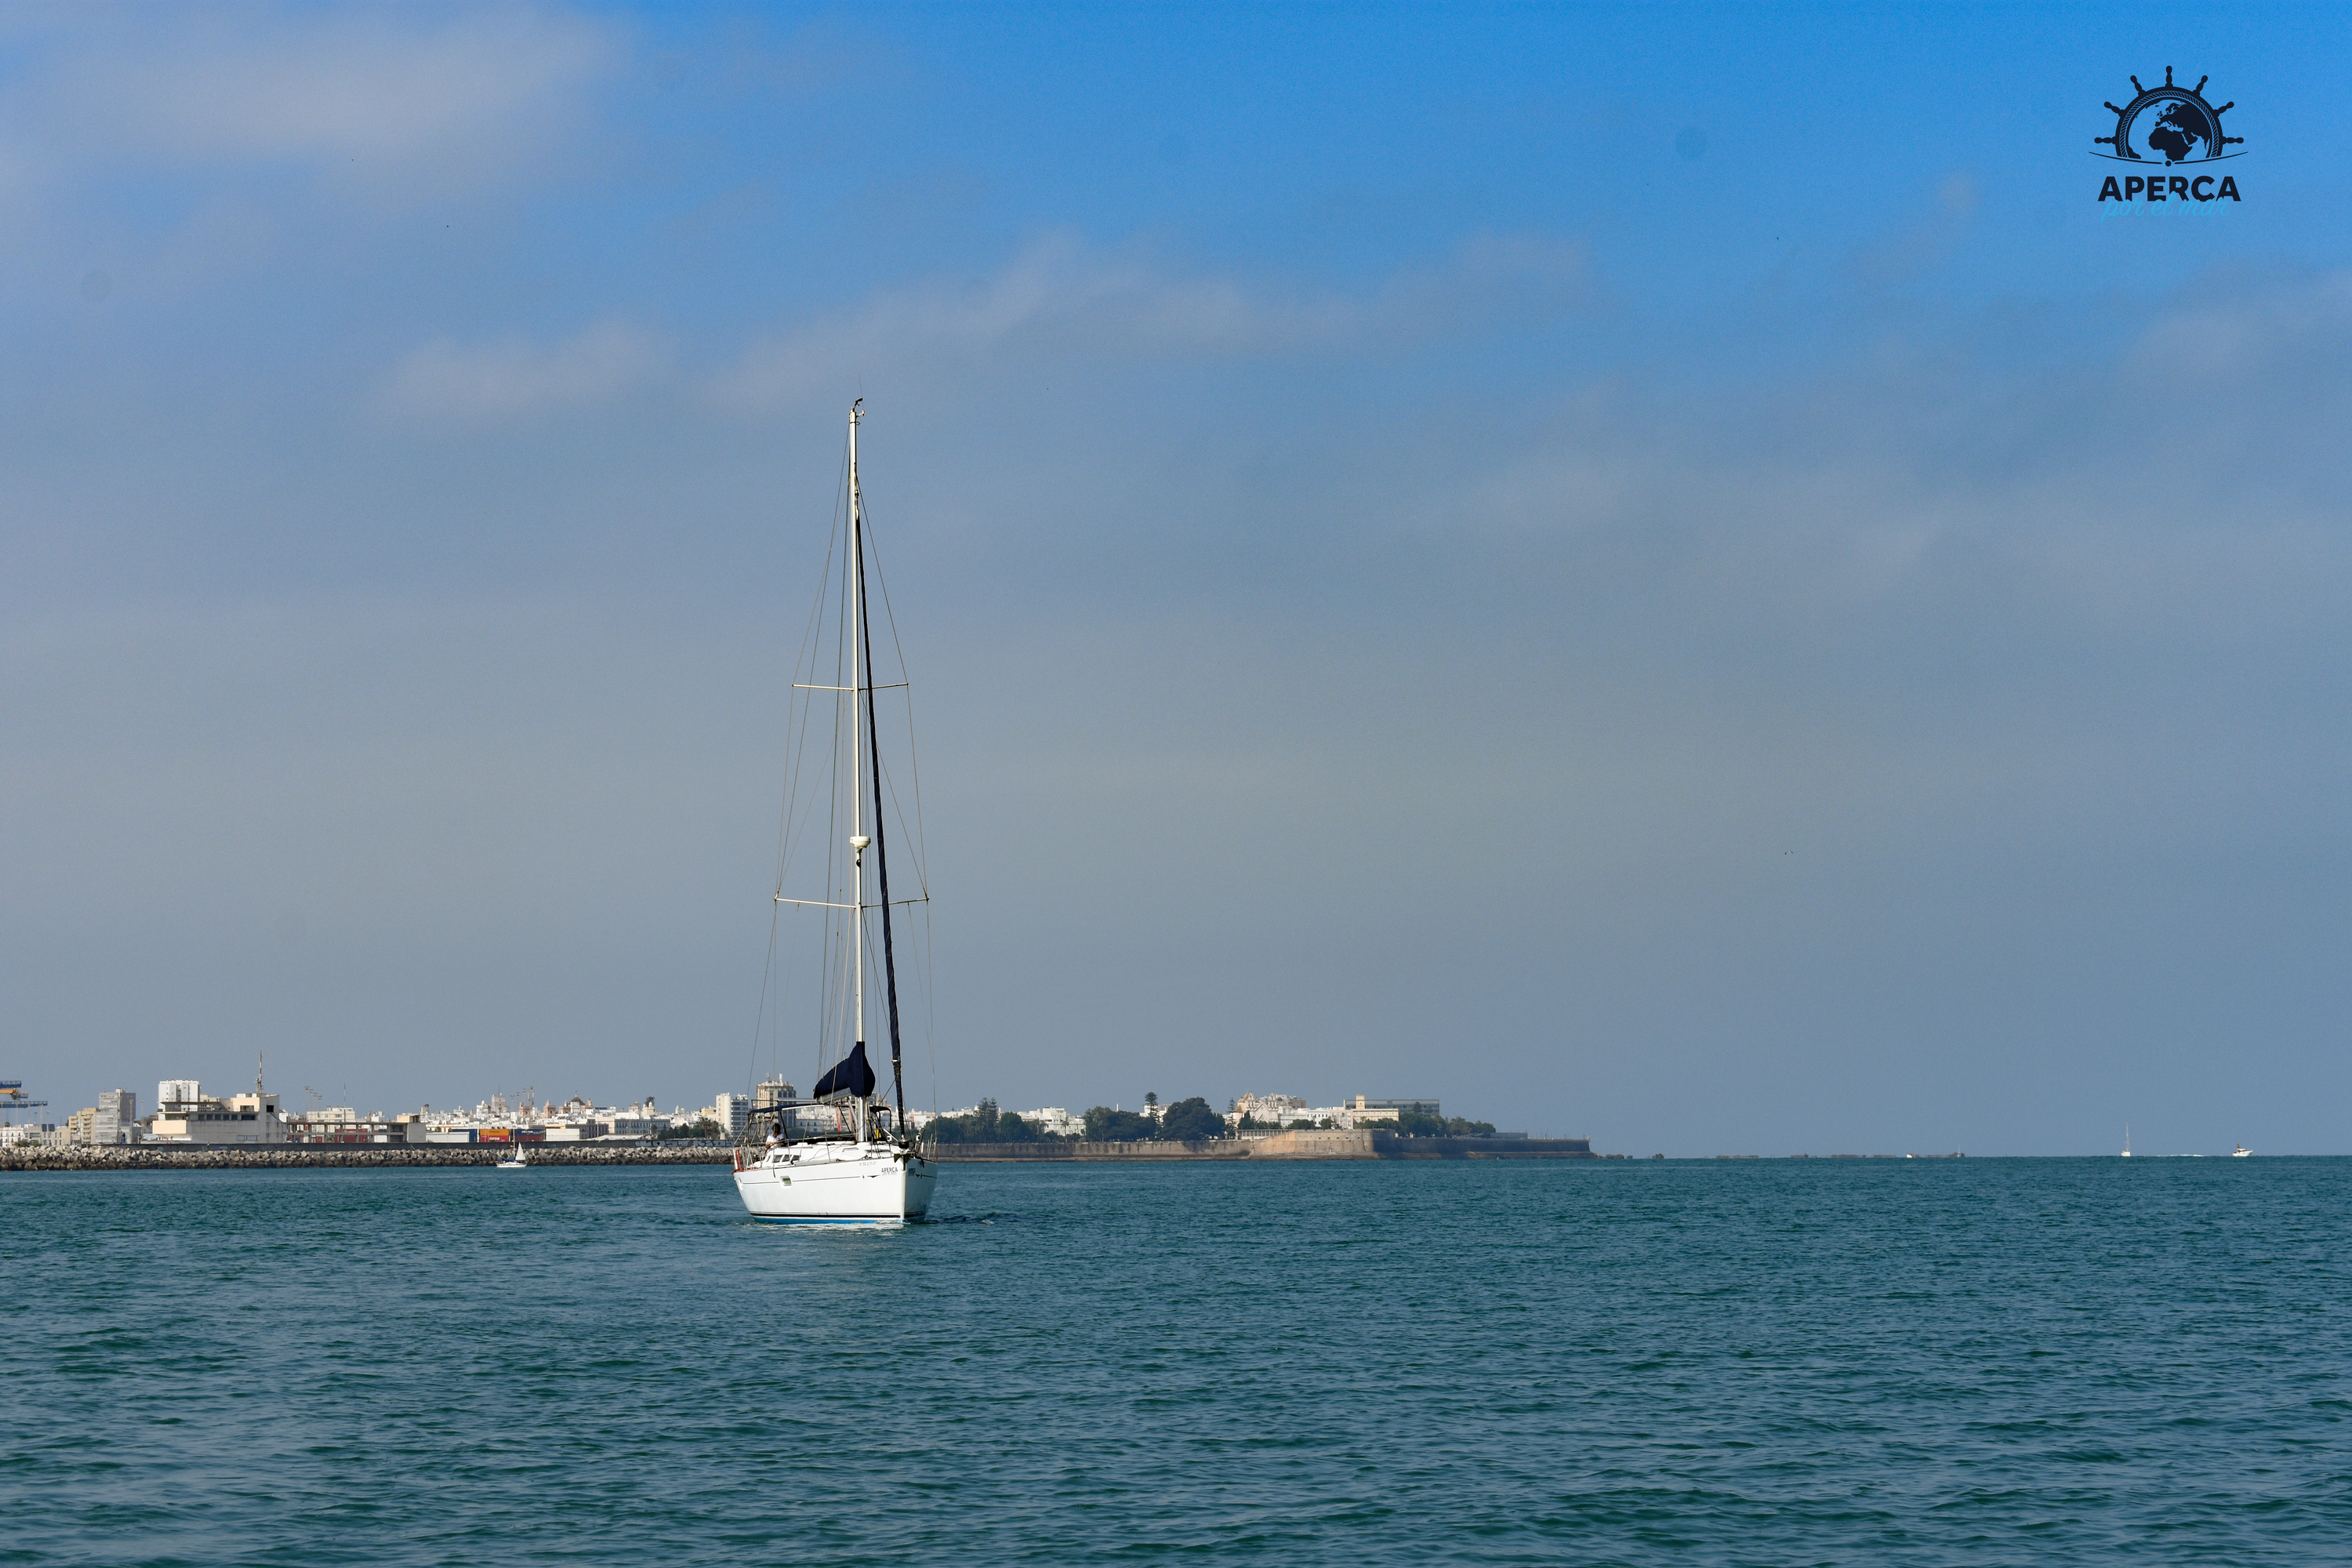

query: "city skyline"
(13, 1072), (1472, 1152)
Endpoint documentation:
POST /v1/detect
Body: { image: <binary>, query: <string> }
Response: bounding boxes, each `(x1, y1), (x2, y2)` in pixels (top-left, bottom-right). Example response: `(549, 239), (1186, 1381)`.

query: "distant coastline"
(2, 1133), (1602, 1171)
(0, 1143), (738, 1172)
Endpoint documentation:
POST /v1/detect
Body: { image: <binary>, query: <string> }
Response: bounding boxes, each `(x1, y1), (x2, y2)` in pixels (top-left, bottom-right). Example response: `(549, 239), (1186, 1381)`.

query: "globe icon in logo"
(2096, 67), (2241, 163)
(2140, 96), (2217, 162)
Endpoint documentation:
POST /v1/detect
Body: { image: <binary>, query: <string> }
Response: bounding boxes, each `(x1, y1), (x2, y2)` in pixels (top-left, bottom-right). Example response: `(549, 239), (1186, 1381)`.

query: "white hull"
(734, 1141), (936, 1222)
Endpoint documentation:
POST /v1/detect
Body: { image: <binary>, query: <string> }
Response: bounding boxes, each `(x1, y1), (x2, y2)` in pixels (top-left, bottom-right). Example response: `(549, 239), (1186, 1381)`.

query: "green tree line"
(1390, 1109), (1498, 1137)
(920, 1095), (1228, 1145)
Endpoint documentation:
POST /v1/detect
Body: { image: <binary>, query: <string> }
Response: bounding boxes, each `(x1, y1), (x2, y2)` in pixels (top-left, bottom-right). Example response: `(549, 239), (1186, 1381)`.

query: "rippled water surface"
(5, 1158), (2348, 1564)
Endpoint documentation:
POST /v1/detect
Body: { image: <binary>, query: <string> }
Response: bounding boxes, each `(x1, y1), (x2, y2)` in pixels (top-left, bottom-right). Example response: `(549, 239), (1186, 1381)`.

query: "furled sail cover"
(811, 1041), (877, 1101)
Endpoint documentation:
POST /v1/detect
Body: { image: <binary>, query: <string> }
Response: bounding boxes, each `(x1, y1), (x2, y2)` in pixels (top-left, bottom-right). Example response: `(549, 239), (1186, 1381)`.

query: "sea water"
(4, 1157), (2347, 1565)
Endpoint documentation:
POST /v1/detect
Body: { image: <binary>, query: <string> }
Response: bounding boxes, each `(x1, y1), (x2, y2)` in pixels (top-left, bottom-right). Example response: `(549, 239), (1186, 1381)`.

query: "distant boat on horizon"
(2122, 1123), (2131, 1158)
(2233, 1144), (2252, 1157)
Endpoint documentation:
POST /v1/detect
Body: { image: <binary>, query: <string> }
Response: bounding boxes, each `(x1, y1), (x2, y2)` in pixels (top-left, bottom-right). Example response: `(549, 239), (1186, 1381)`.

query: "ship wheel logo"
(2094, 66), (2243, 163)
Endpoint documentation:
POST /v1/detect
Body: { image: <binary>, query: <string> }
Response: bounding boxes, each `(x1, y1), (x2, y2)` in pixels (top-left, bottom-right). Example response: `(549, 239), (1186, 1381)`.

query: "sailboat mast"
(841, 401), (910, 1137)
(848, 401), (868, 1138)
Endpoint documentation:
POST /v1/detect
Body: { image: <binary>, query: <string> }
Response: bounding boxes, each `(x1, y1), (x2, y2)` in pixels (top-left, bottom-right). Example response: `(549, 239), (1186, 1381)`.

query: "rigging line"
(758, 453), (843, 1089)
(792, 462), (853, 891)
(922, 899), (938, 1116)
(755, 434), (850, 1115)
(856, 517), (927, 895)
(773, 525), (840, 893)
(814, 811), (839, 1087)
(858, 450), (937, 1126)
(818, 920), (839, 1087)
(778, 543), (848, 889)
(818, 462), (852, 1022)
(777, 656), (840, 906)
(746, 897), (782, 1095)
(862, 509), (935, 895)
(874, 750), (927, 902)
(811, 571), (849, 1089)
(892, 889), (933, 1116)
(767, 906), (804, 1094)
(773, 441), (848, 896)
(855, 631), (926, 893)
(779, 724), (830, 902)
(818, 442), (860, 1089)
(898, 687), (931, 896)
(778, 937), (789, 1087)
(856, 508), (909, 1130)
(775, 902), (814, 1091)
(823, 808), (853, 1080)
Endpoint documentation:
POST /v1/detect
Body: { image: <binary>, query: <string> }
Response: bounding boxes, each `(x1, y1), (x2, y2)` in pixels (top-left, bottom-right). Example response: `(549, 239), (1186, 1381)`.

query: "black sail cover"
(811, 1041), (877, 1101)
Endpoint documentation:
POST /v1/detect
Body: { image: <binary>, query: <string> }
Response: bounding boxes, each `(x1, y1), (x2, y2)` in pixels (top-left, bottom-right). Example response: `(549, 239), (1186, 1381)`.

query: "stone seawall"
(928, 1139), (1257, 1162)
(1369, 1134), (1595, 1160)
(1255, 1130), (1377, 1159)
(0, 1144), (737, 1172)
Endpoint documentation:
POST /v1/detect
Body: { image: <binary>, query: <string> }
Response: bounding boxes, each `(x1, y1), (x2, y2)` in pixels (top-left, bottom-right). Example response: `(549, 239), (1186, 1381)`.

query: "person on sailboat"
(764, 1120), (784, 1149)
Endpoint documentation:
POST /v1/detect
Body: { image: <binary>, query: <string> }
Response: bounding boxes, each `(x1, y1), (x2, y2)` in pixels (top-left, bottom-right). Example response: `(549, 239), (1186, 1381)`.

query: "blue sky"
(4, 3), (2346, 1152)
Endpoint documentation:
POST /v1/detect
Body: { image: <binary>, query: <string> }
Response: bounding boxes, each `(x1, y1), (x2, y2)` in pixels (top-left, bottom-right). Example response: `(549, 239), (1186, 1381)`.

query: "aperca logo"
(2094, 66), (2244, 205)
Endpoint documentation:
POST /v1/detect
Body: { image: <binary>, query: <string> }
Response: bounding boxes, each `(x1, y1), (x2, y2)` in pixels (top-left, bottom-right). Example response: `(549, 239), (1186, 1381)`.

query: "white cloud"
(1465, 267), (2352, 638)
(378, 321), (666, 423)
(5, 7), (613, 192)
(2128, 267), (2352, 377)
(712, 228), (1590, 410)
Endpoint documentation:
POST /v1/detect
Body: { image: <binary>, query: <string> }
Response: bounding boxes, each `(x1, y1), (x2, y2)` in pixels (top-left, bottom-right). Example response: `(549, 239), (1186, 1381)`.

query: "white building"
(412, 1092), (670, 1144)
(713, 1093), (750, 1137)
(1230, 1093), (1351, 1128)
(1342, 1096), (1438, 1125)
(1231, 1093), (1312, 1127)
(93, 1089), (136, 1145)
(157, 1079), (201, 1112)
(149, 1089), (291, 1145)
(1221, 1094), (1437, 1131)
(602, 1100), (660, 1138)
(289, 1109), (431, 1145)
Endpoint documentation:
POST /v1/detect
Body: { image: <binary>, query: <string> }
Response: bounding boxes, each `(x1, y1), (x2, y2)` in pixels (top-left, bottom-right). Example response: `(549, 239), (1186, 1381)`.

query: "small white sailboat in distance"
(731, 401), (937, 1224)
(497, 1142), (528, 1169)
(2121, 1124), (2131, 1158)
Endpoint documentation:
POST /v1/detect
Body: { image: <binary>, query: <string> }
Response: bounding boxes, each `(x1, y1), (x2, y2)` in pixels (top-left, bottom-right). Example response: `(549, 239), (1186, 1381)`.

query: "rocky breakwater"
(927, 1130), (1599, 1162)
(1, 1143), (739, 1172)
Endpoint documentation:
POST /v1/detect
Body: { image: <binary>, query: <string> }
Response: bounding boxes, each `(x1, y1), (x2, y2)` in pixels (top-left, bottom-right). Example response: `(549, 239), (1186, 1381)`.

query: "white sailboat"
(2121, 1124), (2131, 1158)
(733, 401), (938, 1224)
